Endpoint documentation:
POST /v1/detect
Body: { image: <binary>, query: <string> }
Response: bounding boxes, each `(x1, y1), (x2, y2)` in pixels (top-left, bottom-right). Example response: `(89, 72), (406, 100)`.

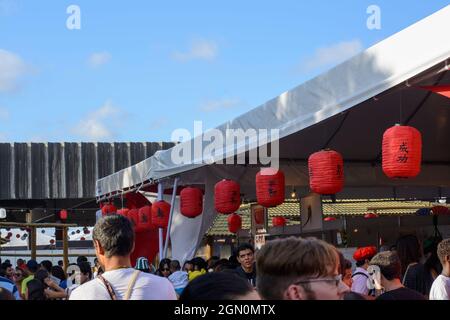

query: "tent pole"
(158, 183), (164, 262)
(163, 177), (179, 259)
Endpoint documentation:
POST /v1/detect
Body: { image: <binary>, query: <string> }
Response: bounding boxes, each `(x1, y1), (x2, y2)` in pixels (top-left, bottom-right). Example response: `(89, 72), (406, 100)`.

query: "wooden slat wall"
(0, 142), (174, 200)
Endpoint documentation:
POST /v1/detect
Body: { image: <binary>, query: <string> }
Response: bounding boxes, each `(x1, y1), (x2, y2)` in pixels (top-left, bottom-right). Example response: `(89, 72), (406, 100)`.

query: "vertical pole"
(63, 227), (69, 272)
(158, 183), (164, 262)
(163, 177), (179, 259)
(30, 226), (37, 261)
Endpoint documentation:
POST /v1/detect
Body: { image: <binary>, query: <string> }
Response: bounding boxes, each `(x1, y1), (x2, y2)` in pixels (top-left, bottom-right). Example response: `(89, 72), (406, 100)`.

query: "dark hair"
(237, 243), (254, 256)
(0, 287), (15, 300)
(78, 261), (93, 279)
(27, 279), (46, 300)
(1, 262), (12, 270)
(40, 260), (53, 272)
(159, 258), (171, 270)
(57, 260), (63, 267)
(180, 272), (254, 300)
(396, 235), (422, 276)
(343, 292), (366, 300)
(51, 265), (66, 281)
(370, 251), (402, 281)
(93, 215), (135, 258)
(191, 257), (207, 271)
(213, 259), (236, 272)
(77, 256), (88, 264)
(170, 260), (181, 271)
(355, 260), (366, 267)
(35, 269), (50, 286)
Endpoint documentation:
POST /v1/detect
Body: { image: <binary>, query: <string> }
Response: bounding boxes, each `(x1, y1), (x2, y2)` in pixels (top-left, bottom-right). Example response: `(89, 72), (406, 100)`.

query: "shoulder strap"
(124, 270), (141, 300)
(402, 262), (418, 285)
(352, 272), (368, 278)
(97, 274), (117, 300)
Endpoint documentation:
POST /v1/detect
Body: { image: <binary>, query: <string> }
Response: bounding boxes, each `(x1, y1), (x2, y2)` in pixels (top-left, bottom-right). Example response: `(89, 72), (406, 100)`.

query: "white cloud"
(300, 40), (363, 71)
(200, 98), (241, 112)
(88, 51), (111, 68)
(72, 100), (123, 140)
(172, 39), (218, 62)
(0, 49), (28, 93)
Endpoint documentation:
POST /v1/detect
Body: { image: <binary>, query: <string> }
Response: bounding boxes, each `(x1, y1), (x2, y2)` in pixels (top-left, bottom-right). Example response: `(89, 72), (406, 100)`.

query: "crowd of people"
(1, 214), (449, 300)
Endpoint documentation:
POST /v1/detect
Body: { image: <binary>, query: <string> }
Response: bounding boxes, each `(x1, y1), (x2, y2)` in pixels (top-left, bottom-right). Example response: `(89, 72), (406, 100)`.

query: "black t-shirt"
(234, 265), (257, 287)
(402, 263), (434, 296)
(376, 287), (427, 300)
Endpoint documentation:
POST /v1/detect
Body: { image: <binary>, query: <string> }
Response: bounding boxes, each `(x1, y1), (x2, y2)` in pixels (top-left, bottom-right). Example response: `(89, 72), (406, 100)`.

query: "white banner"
(300, 193), (323, 232)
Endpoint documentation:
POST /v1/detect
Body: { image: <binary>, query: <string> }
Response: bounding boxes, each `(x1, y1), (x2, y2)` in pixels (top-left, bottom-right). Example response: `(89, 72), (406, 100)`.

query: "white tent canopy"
(95, 6), (450, 262)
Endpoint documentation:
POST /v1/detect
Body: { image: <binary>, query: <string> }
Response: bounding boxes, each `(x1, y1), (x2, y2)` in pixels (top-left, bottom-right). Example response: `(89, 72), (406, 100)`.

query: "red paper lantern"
(101, 203), (117, 216)
(137, 205), (153, 232)
(59, 209), (68, 220)
(227, 213), (242, 233)
(382, 125), (422, 178)
(117, 208), (130, 218)
(180, 187), (203, 218)
(272, 216), (286, 227)
(7, 232), (12, 238)
(256, 168), (285, 207)
(431, 206), (449, 216)
(364, 213), (378, 219)
(254, 206), (266, 225)
(80, 237), (86, 241)
(151, 200), (171, 228)
(49, 239), (55, 245)
(324, 216), (337, 222)
(127, 209), (139, 228)
(214, 180), (241, 214)
(16, 234), (20, 238)
(308, 149), (344, 194)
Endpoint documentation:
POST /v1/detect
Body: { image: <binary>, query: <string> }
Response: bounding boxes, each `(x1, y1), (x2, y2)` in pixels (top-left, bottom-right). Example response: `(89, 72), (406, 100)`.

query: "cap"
(353, 246), (377, 262)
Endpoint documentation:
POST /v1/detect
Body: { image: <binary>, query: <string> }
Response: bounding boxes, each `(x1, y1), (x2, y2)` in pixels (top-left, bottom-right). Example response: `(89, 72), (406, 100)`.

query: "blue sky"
(0, 0), (448, 142)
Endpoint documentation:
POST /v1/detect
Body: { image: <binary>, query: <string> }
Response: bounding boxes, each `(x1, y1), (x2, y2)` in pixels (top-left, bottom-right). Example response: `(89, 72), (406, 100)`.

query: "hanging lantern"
(431, 206), (449, 216)
(117, 208), (130, 218)
(101, 203), (117, 216)
(7, 232), (12, 238)
(0, 208), (6, 219)
(364, 213), (378, 219)
(49, 239), (55, 245)
(137, 205), (153, 232)
(256, 168), (285, 207)
(80, 237), (86, 241)
(71, 231), (75, 235)
(382, 125), (422, 178)
(59, 209), (68, 220)
(214, 180), (241, 214)
(254, 206), (266, 225)
(272, 216), (286, 227)
(41, 230), (45, 234)
(151, 200), (170, 229)
(324, 216), (337, 222)
(21, 234), (27, 241)
(308, 149), (344, 194)
(76, 229), (81, 234)
(127, 209), (139, 228)
(16, 234), (20, 238)
(227, 213), (242, 233)
(180, 187), (203, 218)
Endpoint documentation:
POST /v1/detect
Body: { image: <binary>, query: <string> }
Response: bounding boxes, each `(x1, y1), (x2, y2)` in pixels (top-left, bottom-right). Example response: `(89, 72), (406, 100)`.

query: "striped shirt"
(0, 276), (21, 300)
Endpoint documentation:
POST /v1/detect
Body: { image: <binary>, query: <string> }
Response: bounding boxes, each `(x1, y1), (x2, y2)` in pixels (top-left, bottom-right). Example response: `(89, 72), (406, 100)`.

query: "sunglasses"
(294, 274), (343, 287)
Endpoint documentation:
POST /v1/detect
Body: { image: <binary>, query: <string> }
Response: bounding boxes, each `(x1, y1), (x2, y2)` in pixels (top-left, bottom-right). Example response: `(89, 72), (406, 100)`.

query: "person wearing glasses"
(256, 237), (350, 300)
(14, 267), (27, 299)
(156, 258), (172, 278)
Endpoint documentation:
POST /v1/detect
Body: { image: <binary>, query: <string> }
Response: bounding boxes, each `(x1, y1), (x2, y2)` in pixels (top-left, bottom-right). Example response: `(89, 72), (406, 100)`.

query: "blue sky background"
(0, 0), (448, 142)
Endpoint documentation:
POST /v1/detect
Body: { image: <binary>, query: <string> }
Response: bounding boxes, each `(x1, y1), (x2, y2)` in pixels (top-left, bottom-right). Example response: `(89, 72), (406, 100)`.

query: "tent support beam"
(163, 177), (179, 259)
(322, 111), (350, 149)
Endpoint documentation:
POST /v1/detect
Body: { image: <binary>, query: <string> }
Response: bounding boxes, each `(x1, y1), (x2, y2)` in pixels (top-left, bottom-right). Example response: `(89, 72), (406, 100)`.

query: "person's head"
(57, 260), (63, 267)
(369, 251), (402, 289)
(76, 256), (88, 265)
(40, 260), (53, 273)
(1, 262), (13, 278)
(135, 257), (151, 273)
(94, 258), (99, 267)
(26, 279), (46, 300)
(170, 260), (181, 273)
(396, 234), (422, 275)
(236, 243), (255, 271)
(51, 265), (67, 281)
(353, 246), (377, 269)
(180, 272), (260, 300)
(437, 238), (450, 274)
(207, 256), (220, 270)
(77, 261), (93, 284)
(213, 259), (236, 272)
(26, 260), (39, 274)
(15, 267), (26, 282)
(159, 258), (171, 277)
(191, 257), (207, 272)
(92, 215), (135, 269)
(183, 260), (194, 272)
(0, 288), (15, 300)
(256, 236), (349, 300)
(34, 269), (50, 287)
(338, 251), (353, 288)
(16, 259), (25, 267)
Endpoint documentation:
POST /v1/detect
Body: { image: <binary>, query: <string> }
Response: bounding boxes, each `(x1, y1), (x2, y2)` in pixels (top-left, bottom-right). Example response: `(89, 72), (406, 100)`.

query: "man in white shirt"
(430, 238), (450, 300)
(351, 246), (377, 296)
(70, 214), (177, 300)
